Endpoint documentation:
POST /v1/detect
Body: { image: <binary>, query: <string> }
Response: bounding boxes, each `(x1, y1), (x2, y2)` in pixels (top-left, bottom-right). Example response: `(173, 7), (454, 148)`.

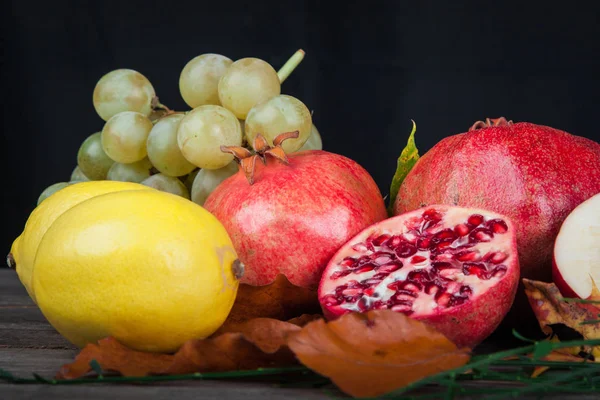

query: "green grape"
(298, 123), (323, 151)
(191, 162), (238, 206)
(106, 159), (152, 183)
(37, 182), (72, 205)
(177, 105), (243, 169)
(70, 166), (90, 182)
(218, 58), (281, 119)
(245, 95), (311, 153)
(93, 69), (156, 121)
(141, 174), (190, 199)
(179, 54), (233, 108)
(101, 111), (153, 163)
(183, 168), (200, 193)
(146, 113), (196, 177)
(77, 132), (115, 180)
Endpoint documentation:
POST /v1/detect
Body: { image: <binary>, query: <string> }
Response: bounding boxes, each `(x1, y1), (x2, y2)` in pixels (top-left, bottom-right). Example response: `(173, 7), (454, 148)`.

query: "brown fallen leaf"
(217, 274), (321, 333)
(57, 315), (321, 380)
(287, 310), (471, 398)
(523, 279), (600, 356)
(56, 337), (173, 379)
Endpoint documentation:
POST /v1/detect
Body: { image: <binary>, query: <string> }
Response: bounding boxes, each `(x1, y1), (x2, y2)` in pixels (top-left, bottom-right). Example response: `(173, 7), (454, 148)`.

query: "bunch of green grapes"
(39, 50), (323, 206)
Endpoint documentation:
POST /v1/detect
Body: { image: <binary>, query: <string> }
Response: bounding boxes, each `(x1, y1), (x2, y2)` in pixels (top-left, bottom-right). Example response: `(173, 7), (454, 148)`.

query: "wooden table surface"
(1, 268), (597, 399)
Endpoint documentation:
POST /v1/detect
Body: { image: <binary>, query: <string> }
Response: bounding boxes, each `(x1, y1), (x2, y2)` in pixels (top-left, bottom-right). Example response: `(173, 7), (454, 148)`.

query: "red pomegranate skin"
(204, 150), (388, 288)
(394, 122), (600, 283)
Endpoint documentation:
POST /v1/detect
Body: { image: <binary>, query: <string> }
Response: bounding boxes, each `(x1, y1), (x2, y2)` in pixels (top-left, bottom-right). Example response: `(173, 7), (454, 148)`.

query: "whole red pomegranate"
(394, 118), (600, 284)
(318, 205), (520, 348)
(204, 132), (388, 288)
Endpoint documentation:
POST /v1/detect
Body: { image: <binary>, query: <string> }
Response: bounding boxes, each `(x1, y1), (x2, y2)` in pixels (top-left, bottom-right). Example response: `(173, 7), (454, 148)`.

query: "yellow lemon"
(32, 190), (242, 353)
(9, 181), (152, 301)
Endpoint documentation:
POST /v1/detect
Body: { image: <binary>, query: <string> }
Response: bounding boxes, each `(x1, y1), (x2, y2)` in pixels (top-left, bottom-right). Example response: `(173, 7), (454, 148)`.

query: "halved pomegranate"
(553, 193), (600, 300)
(318, 205), (520, 348)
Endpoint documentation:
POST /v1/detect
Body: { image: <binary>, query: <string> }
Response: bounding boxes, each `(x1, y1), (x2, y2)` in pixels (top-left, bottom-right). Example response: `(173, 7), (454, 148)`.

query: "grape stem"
(277, 49), (305, 84)
(151, 96), (174, 115)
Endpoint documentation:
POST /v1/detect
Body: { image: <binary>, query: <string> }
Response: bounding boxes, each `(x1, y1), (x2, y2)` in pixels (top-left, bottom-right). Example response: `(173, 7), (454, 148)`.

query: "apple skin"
(552, 258), (582, 299)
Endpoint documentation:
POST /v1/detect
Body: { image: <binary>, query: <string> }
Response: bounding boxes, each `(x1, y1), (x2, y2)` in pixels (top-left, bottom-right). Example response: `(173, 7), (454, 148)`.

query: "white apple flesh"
(552, 192), (600, 299)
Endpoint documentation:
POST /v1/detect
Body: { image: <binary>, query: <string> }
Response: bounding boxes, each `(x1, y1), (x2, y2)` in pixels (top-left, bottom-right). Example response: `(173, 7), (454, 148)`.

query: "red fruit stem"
(220, 131), (300, 185)
(469, 117), (514, 131)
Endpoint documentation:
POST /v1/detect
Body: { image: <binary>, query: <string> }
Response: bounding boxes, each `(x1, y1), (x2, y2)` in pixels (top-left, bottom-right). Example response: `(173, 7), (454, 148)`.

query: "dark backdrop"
(2, 1), (600, 251)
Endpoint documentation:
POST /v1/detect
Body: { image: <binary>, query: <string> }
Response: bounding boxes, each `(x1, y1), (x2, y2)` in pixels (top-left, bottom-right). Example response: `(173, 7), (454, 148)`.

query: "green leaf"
(532, 341), (554, 359)
(387, 120), (419, 215)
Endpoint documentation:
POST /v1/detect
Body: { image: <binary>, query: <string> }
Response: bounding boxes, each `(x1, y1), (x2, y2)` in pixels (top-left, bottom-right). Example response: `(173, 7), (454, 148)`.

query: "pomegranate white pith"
(318, 205), (520, 348)
(553, 193), (600, 299)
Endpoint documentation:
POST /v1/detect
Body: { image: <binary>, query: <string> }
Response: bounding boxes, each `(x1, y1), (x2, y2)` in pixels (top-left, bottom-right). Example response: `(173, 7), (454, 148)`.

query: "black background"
(2, 1), (600, 251)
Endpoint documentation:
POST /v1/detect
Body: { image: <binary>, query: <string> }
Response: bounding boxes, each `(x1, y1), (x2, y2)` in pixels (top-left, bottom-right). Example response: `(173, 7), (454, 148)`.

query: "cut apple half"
(552, 192), (600, 299)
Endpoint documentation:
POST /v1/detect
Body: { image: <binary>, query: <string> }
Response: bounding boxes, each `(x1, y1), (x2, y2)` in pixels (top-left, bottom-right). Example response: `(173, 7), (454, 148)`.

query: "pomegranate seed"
(391, 303), (413, 313)
(436, 292), (452, 307)
(330, 270), (352, 280)
(395, 243), (417, 258)
(492, 265), (507, 278)
(454, 223), (471, 237)
(468, 214), (485, 226)
(456, 251), (481, 262)
(463, 263), (490, 280)
(411, 255), (427, 264)
(394, 294), (417, 303)
(416, 236), (433, 251)
(434, 229), (457, 241)
(321, 295), (340, 306)
(387, 281), (401, 290)
(356, 255), (372, 266)
(370, 252), (395, 264)
(372, 301), (388, 310)
(470, 228), (494, 243)
(408, 269), (431, 284)
(354, 264), (376, 274)
(483, 251), (508, 264)
(346, 280), (359, 287)
(425, 283), (440, 295)
(436, 241), (453, 251)
(335, 284), (348, 294)
(439, 269), (461, 280)
(487, 219), (509, 234)
(371, 234), (391, 246)
(432, 261), (453, 270)
(357, 298), (369, 311)
(363, 278), (383, 286)
(363, 287), (376, 296)
(403, 283), (421, 293)
(386, 235), (405, 248)
(423, 208), (443, 222)
(395, 289), (418, 298)
(449, 295), (468, 307)
(460, 285), (472, 295)
(339, 257), (357, 268)
(352, 243), (369, 252)
(371, 273), (388, 280)
(377, 262), (403, 274)
(366, 241), (375, 252)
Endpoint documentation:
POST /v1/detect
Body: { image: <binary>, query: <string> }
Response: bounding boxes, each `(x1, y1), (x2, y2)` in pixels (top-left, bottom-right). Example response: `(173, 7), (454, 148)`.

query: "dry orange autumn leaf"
(287, 310), (471, 398)
(217, 274), (321, 333)
(57, 315), (321, 380)
(523, 279), (600, 356)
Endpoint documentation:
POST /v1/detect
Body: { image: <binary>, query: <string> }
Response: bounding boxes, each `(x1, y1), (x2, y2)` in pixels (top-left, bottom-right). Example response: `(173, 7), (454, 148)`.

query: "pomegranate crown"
(220, 131), (299, 185)
(469, 117), (513, 131)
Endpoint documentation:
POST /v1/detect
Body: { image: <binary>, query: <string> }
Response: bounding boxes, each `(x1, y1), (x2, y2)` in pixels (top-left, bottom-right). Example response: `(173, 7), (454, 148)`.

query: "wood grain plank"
(0, 269), (35, 306)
